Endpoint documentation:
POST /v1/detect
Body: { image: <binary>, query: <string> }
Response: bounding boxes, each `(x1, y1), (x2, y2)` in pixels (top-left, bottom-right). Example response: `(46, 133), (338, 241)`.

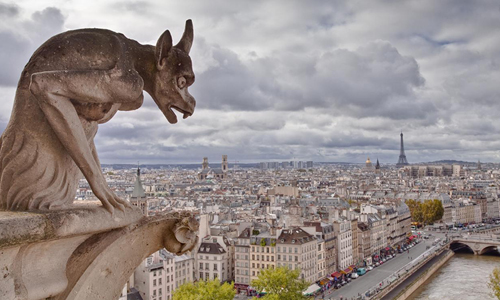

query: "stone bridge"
(449, 237), (500, 255)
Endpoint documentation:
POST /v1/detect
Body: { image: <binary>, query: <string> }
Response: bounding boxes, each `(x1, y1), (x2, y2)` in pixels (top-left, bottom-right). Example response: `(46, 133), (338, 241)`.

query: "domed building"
(363, 157), (375, 172)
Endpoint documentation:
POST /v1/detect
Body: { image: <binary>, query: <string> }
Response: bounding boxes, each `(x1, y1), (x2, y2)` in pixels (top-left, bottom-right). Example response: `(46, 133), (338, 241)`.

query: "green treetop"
(406, 199), (444, 226)
(251, 266), (309, 300)
(172, 279), (235, 300)
(490, 267), (500, 300)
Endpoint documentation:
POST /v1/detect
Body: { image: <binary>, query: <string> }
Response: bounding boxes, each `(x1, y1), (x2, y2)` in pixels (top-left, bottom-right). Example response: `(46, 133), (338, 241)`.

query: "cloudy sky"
(1, 0), (500, 164)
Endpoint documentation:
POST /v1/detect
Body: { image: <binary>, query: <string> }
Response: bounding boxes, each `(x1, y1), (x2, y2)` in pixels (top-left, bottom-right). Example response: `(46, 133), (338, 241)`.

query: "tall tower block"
(222, 155), (228, 171)
(202, 157), (209, 170)
(396, 132), (409, 167)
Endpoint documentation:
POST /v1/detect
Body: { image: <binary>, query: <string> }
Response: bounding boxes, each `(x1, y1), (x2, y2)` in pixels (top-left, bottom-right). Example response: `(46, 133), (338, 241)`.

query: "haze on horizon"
(1, 0), (499, 164)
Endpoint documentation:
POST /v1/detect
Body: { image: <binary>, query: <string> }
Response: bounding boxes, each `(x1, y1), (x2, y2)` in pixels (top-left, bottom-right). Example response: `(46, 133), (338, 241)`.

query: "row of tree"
(173, 266), (309, 300)
(406, 199), (444, 226)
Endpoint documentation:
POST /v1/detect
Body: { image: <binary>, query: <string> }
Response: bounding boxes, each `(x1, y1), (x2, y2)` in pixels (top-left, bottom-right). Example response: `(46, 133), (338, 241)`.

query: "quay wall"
(393, 250), (454, 300)
(374, 247), (453, 300)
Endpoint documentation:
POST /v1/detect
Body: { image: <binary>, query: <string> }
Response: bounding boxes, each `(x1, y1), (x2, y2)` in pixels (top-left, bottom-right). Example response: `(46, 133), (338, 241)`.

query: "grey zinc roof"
(198, 242), (226, 254)
(131, 168), (146, 198)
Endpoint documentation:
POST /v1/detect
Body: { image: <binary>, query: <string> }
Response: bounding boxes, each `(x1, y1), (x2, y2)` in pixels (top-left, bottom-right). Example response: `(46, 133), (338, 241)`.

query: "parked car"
(357, 268), (366, 276)
(367, 266), (373, 271)
(375, 262), (380, 267)
(352, 273), (359, 279)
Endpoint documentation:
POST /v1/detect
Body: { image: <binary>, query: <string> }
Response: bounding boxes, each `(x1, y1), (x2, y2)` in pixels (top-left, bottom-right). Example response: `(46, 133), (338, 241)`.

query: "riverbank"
(379, 249), (454, 300)
(407, 253), (500, 300)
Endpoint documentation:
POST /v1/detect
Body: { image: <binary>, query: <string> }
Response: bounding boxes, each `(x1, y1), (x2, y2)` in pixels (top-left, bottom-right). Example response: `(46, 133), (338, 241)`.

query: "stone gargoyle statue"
(0, 20), (196, 213)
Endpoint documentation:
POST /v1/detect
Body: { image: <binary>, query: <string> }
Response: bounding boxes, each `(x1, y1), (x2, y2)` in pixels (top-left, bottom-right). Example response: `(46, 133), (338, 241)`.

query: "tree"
(489, 267), (500, 300)
(173, 279), (235, 300)
(421, 199), (444, 225)
(251, 266), (309, 300)
(406, 199), (423, 223)
(406, 199), (444, 226)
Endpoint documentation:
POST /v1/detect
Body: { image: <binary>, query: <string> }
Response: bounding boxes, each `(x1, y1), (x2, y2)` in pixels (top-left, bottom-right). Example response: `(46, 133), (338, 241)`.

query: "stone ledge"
(0, 207), (198, 300)
(0, 204), (143, 249)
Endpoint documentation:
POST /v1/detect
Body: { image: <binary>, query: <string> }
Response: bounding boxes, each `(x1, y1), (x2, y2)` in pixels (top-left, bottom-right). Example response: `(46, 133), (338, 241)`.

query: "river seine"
(408, 252), (500, 300)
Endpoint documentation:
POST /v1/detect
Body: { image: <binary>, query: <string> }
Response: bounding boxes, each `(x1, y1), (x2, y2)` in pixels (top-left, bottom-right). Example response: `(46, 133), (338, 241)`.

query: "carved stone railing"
(0, 205), (198, 300)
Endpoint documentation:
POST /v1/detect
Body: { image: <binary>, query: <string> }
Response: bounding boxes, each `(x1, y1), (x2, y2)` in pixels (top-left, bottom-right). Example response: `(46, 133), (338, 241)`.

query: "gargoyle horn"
(175, 19), (193, 54)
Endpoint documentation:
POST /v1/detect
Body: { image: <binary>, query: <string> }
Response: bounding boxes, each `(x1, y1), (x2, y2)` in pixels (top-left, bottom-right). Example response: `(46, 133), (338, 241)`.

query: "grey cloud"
(0, 3), (19, 16)
(0, 6), (64, 86)
(193, 39), (427, 122)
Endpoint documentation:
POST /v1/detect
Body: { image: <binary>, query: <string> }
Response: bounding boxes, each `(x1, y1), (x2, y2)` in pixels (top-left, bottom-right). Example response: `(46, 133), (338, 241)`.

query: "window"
(199, 263), (203, 270)
(153, 279), (157, 287)
(214, 264), (218, 271)
(159, 278), (162, 285)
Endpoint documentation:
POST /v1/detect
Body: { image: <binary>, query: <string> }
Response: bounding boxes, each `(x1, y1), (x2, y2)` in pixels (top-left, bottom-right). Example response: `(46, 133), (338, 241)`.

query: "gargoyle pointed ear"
(156, 29), (172, 68)
(175, 19), (193, 54)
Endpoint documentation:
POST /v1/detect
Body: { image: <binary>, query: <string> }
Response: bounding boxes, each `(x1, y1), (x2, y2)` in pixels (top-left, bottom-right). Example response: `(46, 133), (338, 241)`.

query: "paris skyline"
(1, 1), (499, 164)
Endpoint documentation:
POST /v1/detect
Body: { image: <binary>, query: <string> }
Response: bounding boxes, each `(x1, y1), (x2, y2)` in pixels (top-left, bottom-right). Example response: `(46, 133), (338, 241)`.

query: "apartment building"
(134, 250), (178, 300)
(303, 222), (337, 276)
(350, 218), (359, 265)
(234, 227), (251, 293)
(249, 233), (277, 281)
(333, 219), (353, 270)
(197, 242), (229, 282)
(277, 227), (317, 283)
(357, 222), (371, 263)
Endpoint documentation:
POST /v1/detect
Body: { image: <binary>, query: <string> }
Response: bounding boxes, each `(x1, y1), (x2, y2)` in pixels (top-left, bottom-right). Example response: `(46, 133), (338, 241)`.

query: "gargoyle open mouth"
(165, 105), (193, 124)
(172, 105), (193, 119)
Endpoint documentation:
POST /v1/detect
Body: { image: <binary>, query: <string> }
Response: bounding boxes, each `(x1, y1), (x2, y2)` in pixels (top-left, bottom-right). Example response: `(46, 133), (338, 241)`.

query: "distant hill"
(426, 160), (474, 164)
(101, 163), (259, 170)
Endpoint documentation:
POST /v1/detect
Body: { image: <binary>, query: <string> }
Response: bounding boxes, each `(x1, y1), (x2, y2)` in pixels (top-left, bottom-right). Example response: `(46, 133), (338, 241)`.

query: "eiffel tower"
(396, 132), (409, 167)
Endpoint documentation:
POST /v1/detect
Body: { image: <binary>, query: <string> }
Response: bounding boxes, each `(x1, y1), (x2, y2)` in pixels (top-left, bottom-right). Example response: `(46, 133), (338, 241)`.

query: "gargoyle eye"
(177, 76), (187, 89)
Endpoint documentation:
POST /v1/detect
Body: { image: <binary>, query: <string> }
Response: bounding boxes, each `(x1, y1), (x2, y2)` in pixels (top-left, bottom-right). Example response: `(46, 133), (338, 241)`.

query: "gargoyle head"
(152, 19), (196, 124)
(163, 216), (199, 255)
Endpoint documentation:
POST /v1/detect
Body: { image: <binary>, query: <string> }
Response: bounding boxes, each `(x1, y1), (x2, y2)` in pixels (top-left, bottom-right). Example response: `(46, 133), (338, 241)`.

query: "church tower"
(130, 166), (147, 215)
(202, 157), (209, 170)
(222, 155), (228, 171)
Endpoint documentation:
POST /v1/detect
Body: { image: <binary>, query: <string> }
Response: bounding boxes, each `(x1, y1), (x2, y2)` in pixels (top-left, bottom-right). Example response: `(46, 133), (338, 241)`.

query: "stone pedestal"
(0, 205), (198, 300)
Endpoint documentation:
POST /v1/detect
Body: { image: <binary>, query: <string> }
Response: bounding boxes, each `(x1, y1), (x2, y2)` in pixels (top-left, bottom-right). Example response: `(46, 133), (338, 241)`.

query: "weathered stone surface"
(0, 20), (195, 214)
(0, 208), (198, 300)
(0, 205), (143, 248)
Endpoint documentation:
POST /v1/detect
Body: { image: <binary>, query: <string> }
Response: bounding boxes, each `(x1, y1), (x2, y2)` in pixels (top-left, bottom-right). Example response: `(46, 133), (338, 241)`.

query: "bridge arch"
(479, 245), (499, 255)
(450, 241), (474, 254)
